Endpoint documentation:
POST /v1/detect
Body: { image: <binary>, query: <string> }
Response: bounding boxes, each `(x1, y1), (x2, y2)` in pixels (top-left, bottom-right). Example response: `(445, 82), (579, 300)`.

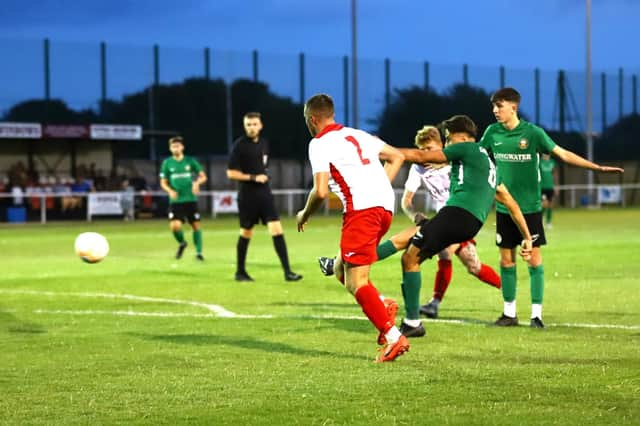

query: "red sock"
(354, 283), (394, 334)
(433, 259), (452, 300)
(476, 264), (501, 289)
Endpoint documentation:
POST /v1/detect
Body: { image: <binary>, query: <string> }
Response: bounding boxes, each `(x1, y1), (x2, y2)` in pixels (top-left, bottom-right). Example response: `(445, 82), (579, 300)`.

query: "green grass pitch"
(1, 208), (639, 425)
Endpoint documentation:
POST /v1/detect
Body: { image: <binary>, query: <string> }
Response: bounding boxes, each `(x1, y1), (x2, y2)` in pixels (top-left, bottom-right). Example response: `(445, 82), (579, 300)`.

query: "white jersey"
(308, 123), (395, 214)
(404, 163), (451, 212)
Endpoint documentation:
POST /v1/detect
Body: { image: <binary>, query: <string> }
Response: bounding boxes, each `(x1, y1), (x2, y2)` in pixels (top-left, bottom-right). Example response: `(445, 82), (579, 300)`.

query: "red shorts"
(340, 207), (392, 266)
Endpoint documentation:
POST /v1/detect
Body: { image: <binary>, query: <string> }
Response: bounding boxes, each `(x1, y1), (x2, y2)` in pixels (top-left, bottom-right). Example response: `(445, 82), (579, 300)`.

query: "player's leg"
(545, 191), (554, 229)
(318, 225), (417, 276)
(263, 192), (301, 281)
(527, 247), (544, 328)
(187, 202), (204, 260)
(169, 203), (188, 259)
(419, 246), (452, 319)
(525, 211), (546, 328)
(456, 241), (501, 289)
(377, 225), (418, 261)
(399, 244), (427, 336)
(267, 219), (302, 281)
(495, 212), (521, 326)
(235, 225), (254, 281)
(346, 263), (408, 362)
(235, 197), (258, 281)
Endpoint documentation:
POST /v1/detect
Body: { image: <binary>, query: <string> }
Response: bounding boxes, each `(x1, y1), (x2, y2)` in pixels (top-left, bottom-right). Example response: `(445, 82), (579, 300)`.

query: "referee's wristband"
(249, 174), (256, 182)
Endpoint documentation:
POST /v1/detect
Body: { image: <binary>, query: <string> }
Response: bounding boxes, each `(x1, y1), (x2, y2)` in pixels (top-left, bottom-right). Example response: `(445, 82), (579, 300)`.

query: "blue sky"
(0, 0), (638, 132)
(1, 0), (639, 72)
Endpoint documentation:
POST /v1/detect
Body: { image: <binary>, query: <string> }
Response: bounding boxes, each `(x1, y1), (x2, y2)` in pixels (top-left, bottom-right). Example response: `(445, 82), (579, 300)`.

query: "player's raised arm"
(398, 148), (447, 165)
(379, 143), (405, 182)
(551, 146), (624, 173)
(495, 183), (533, 260)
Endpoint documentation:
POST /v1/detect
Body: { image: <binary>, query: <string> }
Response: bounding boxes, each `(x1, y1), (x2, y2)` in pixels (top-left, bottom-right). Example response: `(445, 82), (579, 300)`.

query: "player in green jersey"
(539, 154), (558, 229)
(396, 115), (534, 337)
(159, 136), (208, 261)
(481, 87), (623, 328)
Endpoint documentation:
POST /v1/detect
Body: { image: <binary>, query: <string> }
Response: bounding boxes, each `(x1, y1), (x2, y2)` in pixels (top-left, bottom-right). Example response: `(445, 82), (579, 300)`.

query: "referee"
(226, 112), (302, 282)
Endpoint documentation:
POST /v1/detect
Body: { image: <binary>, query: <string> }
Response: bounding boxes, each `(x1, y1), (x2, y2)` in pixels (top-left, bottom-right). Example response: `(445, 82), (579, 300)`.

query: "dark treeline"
(4, 79), (639, 162)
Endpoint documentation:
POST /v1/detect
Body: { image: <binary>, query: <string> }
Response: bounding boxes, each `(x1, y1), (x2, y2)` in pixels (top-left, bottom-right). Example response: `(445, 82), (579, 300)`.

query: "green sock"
(401, 271), (422, 320)
(376, 240), (398, 261)
(172, 230), (185, 244)
(546, 207), (552, 223)
(529, 265), (544, 304)
(193, 230), (203, 254)
(500, 265), (517, 302)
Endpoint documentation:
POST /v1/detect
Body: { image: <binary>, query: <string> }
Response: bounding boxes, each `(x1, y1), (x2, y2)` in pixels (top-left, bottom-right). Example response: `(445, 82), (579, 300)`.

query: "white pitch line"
(0, 288), (236, 318)
(25, 309), (640, 330)
(3, 289), (639, 330)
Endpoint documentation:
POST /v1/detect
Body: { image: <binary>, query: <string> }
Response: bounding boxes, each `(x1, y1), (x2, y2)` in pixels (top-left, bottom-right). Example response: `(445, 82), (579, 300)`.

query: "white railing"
(0, 183), (639, 224)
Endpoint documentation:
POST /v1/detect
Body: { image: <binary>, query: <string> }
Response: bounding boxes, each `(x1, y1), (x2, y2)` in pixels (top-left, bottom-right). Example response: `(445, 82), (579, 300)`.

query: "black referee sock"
(272, 234), (291, 273)
(236, 236), (250, 273)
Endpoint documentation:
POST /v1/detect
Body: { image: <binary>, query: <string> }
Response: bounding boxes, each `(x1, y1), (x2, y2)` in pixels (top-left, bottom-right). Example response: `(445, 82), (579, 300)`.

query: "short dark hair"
(168, 136), (184, 146)
(243, 112), (262, 120)
(442, 115), (477, 139)
(491, 87), (521, 105)
(304, 94), (335, 118)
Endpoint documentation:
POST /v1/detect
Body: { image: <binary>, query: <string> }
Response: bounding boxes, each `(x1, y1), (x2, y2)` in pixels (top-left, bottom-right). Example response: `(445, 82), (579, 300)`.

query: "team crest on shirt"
(518, 139), (529, 149)
(186, 165), (191, 171)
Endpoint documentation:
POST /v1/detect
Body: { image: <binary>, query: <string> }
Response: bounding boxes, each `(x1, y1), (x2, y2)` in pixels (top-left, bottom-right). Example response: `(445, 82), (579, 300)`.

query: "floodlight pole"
(585, 0), (594, 197)
(351, 0), (358, 128)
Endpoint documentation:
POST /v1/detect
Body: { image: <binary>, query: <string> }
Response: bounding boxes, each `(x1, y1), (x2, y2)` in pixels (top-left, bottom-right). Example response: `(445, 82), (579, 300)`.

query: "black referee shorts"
(238, 190), (280, 229)
(410, 206), (482, 262)
(168, 201), (201, 224)
(496, 211), (546, 249)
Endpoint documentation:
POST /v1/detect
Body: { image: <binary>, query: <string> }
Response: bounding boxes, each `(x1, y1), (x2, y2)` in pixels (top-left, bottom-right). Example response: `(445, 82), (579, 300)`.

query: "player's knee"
(401, 250), (418, 270)
(240, 228), (253, 238)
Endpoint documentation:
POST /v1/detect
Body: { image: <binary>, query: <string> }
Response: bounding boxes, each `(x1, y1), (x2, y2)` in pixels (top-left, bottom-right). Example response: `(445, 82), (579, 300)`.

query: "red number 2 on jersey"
(345, 135), (371, 165)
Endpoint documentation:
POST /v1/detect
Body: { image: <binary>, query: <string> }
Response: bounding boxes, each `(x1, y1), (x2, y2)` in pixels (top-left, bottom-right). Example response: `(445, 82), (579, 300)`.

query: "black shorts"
(496, 211), (546, 249)
(168, 201), (200, 224)
(541, 189), (555, 202)
(238, 190), (279, 229)
(410, 206), (482, 262)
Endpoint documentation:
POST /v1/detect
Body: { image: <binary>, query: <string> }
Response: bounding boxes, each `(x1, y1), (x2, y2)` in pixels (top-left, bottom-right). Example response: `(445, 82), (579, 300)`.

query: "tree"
(375, 84), (493, 146)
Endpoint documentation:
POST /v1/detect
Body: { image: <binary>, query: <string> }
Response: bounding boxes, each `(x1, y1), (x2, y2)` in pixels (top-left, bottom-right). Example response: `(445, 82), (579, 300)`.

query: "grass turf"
(1, 208), (639, 425)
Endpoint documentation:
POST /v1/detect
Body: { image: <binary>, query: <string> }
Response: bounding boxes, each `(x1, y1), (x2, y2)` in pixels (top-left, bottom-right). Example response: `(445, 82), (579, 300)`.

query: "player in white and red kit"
(296, 93), (409, 363)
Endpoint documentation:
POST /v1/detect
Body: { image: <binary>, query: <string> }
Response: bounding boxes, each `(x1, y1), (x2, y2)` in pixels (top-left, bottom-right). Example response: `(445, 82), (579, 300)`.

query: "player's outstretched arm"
(551, 146), (624, 173)
(495, 183), (533, 260)
(296, 172), (329, 232)
(379, 143), (405, 182)
(398, 148), (447, 165)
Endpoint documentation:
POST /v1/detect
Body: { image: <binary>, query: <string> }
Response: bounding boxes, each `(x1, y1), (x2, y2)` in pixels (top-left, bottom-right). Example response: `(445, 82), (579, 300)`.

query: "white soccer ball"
(74, 232), (109, 264)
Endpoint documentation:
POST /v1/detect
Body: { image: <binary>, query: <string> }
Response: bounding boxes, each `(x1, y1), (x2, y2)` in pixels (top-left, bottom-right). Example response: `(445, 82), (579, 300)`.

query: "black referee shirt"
(228, 135), (271, 194)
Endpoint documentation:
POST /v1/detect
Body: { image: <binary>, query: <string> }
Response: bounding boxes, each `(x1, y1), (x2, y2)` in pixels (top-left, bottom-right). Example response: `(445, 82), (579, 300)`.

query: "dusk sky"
(1, 0), (639, 72)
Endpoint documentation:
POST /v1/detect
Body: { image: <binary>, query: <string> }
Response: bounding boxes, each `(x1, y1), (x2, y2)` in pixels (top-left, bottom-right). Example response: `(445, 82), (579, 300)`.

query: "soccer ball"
(74, 232), (109, 264)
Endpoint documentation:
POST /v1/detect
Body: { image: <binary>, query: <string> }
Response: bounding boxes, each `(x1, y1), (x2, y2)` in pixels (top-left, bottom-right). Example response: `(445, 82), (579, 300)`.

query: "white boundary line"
(2, 289), (639, 330)
(0, 289), (235, 317)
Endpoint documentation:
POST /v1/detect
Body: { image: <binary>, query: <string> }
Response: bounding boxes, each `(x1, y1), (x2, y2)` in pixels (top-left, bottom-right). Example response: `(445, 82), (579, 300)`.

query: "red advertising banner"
(43, 124), (90, 139)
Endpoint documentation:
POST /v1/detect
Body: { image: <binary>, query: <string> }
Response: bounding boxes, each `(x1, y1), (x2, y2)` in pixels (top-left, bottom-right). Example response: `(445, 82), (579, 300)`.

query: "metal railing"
(1, 184), (638, 224)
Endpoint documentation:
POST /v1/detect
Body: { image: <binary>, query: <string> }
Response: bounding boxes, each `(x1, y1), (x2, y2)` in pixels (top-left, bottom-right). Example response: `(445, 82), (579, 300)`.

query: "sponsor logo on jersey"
(519, 139), (529, 149)
(494, 153), (533, 162)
